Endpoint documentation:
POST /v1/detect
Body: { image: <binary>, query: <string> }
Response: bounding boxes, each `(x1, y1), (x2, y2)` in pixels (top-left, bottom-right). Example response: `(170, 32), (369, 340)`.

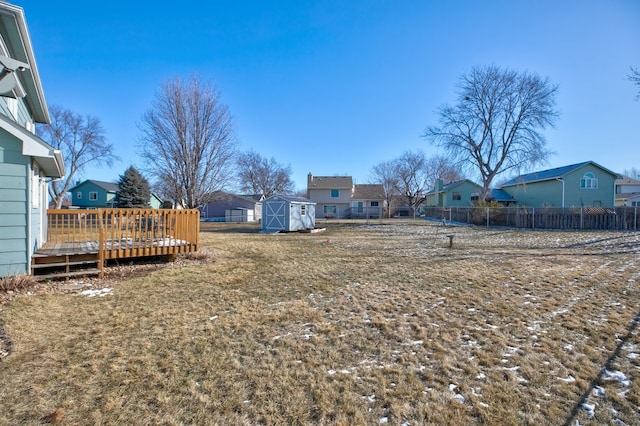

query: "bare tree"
(393, 150), (431, 218)
(424, 65), (559, 199)
(629, 66), (640, 100)
(37, 104), (117, 208)
(622, 167), (640, 179)
(424, 154), (464, 189)
(139, 75), (238, 209)
(236, 149), (294, 197)
(370, 160), (399, 218)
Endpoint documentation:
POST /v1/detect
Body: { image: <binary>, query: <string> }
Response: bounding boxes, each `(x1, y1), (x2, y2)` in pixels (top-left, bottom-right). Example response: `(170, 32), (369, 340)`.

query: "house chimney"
(307, 173), (313, 186)
(436, 179), (444, 191)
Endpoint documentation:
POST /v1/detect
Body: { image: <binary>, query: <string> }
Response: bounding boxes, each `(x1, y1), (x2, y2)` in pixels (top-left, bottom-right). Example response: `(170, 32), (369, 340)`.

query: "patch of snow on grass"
(603, 369), (630, 387)
(78, 288), (112, 297)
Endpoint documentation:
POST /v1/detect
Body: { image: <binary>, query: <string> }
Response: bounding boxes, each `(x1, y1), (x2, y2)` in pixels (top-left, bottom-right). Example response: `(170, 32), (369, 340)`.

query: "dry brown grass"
(1, 220), (639, 425)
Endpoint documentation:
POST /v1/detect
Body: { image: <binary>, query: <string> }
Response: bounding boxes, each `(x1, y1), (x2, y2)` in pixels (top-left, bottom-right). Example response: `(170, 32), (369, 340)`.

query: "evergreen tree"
(115, 166), (151, 208)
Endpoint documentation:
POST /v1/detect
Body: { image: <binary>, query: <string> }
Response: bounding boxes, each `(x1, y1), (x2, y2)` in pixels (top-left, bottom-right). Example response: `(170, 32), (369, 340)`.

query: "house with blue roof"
(498, 161), (619, 207)
(69, 179), (164, 209)
(424, 179), (517, 207)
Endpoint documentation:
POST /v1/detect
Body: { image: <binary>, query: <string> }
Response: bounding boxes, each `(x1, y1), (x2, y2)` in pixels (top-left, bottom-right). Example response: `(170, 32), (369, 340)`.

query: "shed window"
(330, 189), (339, 198)
(452, 192), (461, 201)
(580, 173), (598, 189)
(89, 192), (98, 201)
(301, 205), (306, 216)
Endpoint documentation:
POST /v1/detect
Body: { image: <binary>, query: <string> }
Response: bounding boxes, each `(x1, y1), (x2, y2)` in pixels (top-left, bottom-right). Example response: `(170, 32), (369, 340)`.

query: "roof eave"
(0, 3), (49, 123)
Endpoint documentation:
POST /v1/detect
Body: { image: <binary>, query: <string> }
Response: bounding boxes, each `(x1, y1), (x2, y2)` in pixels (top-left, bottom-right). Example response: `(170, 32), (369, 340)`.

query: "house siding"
(502, 163), (617, 207)
(502, 180), (563, 207)
(0, 134), (28, 276)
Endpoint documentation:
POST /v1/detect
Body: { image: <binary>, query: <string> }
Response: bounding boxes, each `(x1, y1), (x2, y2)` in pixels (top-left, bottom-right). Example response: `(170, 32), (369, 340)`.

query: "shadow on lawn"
(563, 310), (640, 425)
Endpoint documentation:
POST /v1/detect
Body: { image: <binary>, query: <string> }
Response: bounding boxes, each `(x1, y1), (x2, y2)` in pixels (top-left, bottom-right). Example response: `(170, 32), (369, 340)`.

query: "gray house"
(499, 161), (619, 207)
(262, 195), (315, 232)
(0, 2), (65, 277)
(200, 192), (263, 222)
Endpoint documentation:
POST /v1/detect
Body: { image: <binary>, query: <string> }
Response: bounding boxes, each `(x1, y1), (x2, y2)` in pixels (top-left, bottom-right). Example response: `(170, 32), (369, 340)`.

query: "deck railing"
(46, 208), (200, 263)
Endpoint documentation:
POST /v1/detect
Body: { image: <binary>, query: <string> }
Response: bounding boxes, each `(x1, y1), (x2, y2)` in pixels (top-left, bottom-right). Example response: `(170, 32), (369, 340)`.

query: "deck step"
(31, 260), (100, 269)
(33, 268), (102, 280)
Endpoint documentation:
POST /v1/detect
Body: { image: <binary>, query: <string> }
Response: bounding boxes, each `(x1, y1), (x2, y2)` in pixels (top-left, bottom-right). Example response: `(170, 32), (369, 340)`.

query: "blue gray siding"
(0, 133), (28, 276)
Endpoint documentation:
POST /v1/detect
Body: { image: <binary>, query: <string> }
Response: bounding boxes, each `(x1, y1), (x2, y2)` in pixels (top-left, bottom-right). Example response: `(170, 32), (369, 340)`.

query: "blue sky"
(20, 0), (640, 191)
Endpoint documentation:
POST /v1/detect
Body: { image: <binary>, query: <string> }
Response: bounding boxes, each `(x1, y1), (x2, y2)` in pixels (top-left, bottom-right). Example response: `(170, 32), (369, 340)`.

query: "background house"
(499, 161), (619, 208)
(424, 179), (482, 207)
(68, 179), (163, 209)
(262, 194), (315, 232)
(615, 175), (640, 207)
(69, 179), (118, 208)
(349, 184), (385, 218)
(200, 192), (263, 222)
(307, 173), (352, 218)
(0, 2), (65, 277)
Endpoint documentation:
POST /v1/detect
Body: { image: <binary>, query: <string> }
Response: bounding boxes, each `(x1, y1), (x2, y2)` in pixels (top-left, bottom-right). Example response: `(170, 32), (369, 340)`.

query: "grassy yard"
(1, 220), (639, 425)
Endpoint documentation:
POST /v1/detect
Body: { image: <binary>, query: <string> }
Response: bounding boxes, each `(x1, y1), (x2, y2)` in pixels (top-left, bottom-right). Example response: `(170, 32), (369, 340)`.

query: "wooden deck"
(33, 209), (200, 279)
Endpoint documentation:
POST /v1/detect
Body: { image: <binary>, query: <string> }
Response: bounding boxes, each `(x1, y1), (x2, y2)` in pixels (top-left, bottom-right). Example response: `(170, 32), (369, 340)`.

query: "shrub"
(0, 274), (38, 293)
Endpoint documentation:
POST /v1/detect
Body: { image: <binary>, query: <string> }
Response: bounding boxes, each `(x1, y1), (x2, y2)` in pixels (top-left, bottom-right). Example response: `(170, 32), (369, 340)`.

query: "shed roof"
(265, 194), (316, 204)
(352, 184), (385, 200)
(500, 161), (619, 187)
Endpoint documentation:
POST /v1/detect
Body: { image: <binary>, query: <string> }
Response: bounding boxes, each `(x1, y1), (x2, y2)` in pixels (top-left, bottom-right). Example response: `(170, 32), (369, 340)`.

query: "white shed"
(262, 195), (316, 232)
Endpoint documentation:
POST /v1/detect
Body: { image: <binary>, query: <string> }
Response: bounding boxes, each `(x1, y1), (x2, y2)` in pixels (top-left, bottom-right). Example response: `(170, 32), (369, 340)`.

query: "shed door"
(265, 201), (286, 230)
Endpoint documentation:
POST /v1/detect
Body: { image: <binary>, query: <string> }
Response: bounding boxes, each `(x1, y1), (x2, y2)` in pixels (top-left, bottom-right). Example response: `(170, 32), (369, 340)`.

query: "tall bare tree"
(139, 75), (238, 209)
(370, 160), (399, 218)
(37, 104), (117, 208)
(236, 149), (294, 197)
(424, 65), (559, 199)
(393, 150), (431, 218)
(629, 66), (640, 100)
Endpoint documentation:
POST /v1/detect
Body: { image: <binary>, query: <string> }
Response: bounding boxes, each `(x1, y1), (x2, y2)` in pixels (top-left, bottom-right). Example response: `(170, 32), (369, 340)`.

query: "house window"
(470, 193), (480, 202)
(452, 192), (461, 201)
(371, 201), (379, 207)
(331, 189), (339, 198)
(324, 205), (337, 214)
(89, 192), (98, 201)
(301, 205), (306, 216)
(633, 201), (639, 207)
(580, 173), (598, 189)
(77, 192), (82, 199)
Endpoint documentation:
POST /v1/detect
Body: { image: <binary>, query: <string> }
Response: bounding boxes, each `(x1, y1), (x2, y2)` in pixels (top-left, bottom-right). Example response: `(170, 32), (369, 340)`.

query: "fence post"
(532, 208), (535, 229)
(486, 207), (489, 227)
(580, 207), (584, 229)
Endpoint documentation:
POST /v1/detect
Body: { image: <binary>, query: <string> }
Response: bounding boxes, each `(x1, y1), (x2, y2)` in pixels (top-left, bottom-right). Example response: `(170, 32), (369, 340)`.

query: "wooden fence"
(422, 206), (640, 231)
(46, 208), (200, 260)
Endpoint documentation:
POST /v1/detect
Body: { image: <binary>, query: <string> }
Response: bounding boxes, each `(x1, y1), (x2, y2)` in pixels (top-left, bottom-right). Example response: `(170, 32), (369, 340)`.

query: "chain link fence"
(421, 206), (640, 230)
